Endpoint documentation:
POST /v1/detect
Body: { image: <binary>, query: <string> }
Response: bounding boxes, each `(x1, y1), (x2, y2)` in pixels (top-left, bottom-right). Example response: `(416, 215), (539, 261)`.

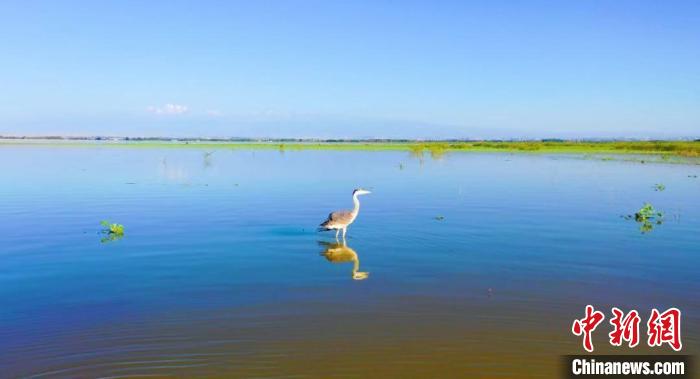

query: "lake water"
(1, 145), (698, 378)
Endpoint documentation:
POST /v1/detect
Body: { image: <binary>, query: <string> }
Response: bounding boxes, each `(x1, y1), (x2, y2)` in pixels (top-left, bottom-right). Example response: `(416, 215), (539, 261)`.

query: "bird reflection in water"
(319, 241), (369, 280)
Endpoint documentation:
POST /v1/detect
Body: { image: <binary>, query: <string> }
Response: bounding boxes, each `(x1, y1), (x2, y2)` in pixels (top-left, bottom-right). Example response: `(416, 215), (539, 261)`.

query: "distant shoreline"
(2, 136), (699, 143)
(2, 137), (700, 159)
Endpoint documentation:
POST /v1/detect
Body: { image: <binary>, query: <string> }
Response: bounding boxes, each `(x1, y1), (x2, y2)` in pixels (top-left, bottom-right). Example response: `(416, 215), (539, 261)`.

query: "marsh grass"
(3, 139), (700, 159)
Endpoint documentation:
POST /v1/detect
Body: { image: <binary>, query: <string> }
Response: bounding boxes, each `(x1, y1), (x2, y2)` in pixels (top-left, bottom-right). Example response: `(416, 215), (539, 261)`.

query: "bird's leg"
(342, 227), (347, 241)
(335, 229), (339, 240)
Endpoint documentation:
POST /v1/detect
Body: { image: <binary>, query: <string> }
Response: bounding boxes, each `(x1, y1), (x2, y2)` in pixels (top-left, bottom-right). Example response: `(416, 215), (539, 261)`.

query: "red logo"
(609, 307), (641, 348)
(572, 306), (682, 352)
(647, 308), (682, 351)
(572, 305), (606, 352)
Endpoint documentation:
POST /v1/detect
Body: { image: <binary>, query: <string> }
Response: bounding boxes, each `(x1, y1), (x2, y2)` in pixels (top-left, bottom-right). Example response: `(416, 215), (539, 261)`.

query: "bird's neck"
(352, 256), (360, 275)
(351, 193), (361, 215)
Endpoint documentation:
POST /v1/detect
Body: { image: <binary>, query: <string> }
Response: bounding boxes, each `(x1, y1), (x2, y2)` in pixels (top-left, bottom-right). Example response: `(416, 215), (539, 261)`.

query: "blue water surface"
(0, 145), (698, 377)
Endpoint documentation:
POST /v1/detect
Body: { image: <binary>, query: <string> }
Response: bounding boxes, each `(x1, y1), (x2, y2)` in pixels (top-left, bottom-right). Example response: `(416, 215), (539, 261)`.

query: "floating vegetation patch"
(654, 183), (666, 191)
(623, 203), (664, 234)
(100, 220), (125, 243)
(634, 203), (663, 222)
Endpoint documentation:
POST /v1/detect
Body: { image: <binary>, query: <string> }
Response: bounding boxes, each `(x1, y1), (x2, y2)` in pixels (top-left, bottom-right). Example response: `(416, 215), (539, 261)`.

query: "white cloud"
(147, 103), (189, 115)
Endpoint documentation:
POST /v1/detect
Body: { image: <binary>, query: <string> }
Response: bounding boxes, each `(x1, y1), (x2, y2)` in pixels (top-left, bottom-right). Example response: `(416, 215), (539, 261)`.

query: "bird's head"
(353, 188), (371, 196)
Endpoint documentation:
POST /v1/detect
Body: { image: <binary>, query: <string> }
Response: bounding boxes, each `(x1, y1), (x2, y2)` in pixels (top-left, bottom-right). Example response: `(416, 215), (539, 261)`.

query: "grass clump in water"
(634, 203), (663, 222)
(100, 220), (125, 243)
(624, 203), (664, 234)
(654, 183), (666, 191)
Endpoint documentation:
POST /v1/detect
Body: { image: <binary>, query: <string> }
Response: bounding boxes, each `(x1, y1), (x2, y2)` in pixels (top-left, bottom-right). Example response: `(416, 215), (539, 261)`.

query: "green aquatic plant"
(624, 203), (664, 234)
(653, 183), (666, 191)
(100, 233), (123, 243)
(100, 221), (124, 243)
(101, 221), (125, 236)
(638, 221), (654, 234)
(634, 203), (663, 222)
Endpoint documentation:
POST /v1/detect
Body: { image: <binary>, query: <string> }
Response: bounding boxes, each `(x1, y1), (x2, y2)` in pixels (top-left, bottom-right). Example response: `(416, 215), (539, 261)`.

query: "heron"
(319, 241), (369, 280)
(318, 188), (371, 240)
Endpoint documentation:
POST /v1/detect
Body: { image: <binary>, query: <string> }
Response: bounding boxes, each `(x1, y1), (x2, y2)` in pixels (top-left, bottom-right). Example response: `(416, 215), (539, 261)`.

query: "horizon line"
(2, 135), (700, 143)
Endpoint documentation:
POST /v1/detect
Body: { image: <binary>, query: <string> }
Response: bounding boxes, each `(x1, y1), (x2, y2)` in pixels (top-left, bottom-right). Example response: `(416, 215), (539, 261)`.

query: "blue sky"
(0, 1), (698, 139)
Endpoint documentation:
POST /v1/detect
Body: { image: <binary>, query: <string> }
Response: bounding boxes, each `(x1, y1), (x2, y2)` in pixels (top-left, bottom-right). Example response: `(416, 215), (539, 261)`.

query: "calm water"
(1, 145), (698, 378)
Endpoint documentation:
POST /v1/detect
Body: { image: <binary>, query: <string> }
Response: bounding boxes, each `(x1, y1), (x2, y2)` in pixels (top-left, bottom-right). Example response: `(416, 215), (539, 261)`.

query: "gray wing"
(319, 210), (353, 228)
